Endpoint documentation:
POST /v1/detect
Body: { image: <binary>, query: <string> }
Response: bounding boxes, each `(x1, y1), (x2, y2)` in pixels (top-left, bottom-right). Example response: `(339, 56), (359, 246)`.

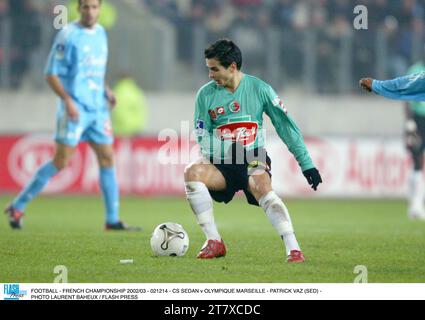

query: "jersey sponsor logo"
(81, 55), (107, 67)
(229, 101), (241, 113)
(208, 109), (217, 120)
(216, 121), (258, 146)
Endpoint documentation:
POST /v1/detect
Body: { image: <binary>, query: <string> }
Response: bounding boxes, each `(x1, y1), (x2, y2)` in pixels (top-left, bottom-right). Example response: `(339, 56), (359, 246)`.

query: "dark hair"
(78, 0), (102, 6)
(205, 39), (242, 70)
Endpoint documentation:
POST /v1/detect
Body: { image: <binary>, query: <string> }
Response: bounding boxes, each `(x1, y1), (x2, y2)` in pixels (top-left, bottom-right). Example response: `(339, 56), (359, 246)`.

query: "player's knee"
(97, 151), (114, 167)
(52, 157), (68, 170)
(184, 163), (205, 182)
(251, 184), (272, 201)
(99, 156), (114, 168)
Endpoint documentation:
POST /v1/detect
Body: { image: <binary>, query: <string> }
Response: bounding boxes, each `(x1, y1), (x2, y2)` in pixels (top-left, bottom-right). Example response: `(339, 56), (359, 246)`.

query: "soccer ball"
(150, 222), (189, 257)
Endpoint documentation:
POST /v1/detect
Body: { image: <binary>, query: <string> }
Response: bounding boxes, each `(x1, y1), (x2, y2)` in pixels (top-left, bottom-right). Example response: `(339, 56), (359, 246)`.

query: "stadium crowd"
(0, 0), (424, 93)
(142, 0), (425, 92)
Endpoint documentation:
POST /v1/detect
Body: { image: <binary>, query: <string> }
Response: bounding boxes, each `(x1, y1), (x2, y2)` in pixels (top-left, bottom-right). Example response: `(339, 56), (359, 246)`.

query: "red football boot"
(286, 250), (305, 263)
(197, 239), (227, 259)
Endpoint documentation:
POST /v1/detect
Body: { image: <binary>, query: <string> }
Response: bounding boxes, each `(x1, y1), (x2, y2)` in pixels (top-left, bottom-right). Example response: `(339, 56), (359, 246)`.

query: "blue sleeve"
(372, 72), (425, 101)
(44, 28), (74, 76)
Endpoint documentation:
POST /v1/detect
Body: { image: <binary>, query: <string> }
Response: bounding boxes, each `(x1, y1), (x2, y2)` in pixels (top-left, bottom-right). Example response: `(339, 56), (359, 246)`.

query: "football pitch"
(0, 195), (424, 283)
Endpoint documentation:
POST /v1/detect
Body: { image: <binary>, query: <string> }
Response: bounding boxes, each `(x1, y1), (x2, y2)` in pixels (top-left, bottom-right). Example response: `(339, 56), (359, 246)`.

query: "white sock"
(259, 191), (300, 254)
(408, 170), (425, 215)
(185, 181), (221, 241)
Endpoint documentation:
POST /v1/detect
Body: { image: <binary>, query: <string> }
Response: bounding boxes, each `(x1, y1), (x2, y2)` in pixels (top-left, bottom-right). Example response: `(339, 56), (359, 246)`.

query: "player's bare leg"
(52, 142), (77, 169)
(184, 158), (227, 258)
(248, 172), (305, 263)
(89, 142), (140, 231)
(5, 142), (75, 229)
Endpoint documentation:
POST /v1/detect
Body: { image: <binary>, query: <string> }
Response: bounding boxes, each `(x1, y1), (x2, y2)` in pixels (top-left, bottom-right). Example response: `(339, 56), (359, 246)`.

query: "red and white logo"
(279, 101), (288, 114)
(216, 121), (258, 146)
(229, 101), (241, 113)
(216, 106), (225, 115)
(272, 97), (288, 114)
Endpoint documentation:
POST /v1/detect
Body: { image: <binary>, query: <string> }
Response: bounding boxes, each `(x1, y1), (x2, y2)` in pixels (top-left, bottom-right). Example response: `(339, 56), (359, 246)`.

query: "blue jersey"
(372, 72), (425, 102)
(45, 22), (108, 111)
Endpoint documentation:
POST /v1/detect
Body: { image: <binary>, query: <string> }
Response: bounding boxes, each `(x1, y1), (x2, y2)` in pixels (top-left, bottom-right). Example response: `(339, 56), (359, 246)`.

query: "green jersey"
(194, 74), (314, 171)
(407, 62), (425, 116)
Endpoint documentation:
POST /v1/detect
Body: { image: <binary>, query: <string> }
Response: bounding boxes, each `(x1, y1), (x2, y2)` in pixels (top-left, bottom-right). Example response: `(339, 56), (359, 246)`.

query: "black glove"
(303, 168), (322, 191)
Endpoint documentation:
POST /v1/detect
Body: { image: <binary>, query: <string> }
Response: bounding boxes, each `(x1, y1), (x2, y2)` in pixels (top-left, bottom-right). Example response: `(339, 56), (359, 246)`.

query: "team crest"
(229, 101), (241, 113)
(55, 43), (65, 59)
(216, 106), (225, 115)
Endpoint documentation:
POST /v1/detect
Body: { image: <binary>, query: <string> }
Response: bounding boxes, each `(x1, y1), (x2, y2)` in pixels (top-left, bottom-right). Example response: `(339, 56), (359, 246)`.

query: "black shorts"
(208, 148), (272, 206)
(413, 114), (425, 151)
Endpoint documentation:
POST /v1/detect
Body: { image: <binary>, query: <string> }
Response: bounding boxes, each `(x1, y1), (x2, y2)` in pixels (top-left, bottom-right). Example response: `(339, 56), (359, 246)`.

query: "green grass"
(0, 195), (424, 283)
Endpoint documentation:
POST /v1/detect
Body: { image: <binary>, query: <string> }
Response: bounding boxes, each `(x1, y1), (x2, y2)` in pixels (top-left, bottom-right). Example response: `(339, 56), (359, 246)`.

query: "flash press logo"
(3, 284), (28, 300)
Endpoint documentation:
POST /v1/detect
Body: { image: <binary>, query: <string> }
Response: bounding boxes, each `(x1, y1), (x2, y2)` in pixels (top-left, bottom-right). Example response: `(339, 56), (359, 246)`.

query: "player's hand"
(64, 97), (79, 122)
(105, 87), (117, 109)
(303, 168), (322, 191)
(359, 78), (373, 92)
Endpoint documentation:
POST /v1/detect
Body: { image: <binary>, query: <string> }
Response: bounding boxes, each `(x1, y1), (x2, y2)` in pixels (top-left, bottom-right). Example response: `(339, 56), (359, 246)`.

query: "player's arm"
(194, 92), (213, 158)
(193, 90), (224, 160)
(44, 29), (79, 121)
(359, 72), (425, 101)
(263, 86), (322, 190)
(45, 75), (78, 121)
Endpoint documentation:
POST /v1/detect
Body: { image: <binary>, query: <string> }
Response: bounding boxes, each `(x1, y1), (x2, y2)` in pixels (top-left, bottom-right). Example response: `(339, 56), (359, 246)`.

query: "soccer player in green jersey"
(184, 39), (322, 262)
(403, 60), (425, 221)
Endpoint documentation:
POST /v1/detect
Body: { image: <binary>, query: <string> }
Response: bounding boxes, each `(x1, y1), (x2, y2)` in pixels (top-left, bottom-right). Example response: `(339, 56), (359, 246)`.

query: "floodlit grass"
(0, 196), (424, 283)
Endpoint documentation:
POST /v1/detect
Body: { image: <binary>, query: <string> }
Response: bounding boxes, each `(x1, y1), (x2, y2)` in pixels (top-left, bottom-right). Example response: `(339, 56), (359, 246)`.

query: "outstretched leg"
(5, 143), (75, 229)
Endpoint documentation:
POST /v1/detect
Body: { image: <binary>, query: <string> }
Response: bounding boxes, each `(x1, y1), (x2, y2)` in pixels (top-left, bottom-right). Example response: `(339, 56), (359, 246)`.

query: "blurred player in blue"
(4, 0), (140, 231)
(359, 73), (425, 101)
(360, 63), (425, 221)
